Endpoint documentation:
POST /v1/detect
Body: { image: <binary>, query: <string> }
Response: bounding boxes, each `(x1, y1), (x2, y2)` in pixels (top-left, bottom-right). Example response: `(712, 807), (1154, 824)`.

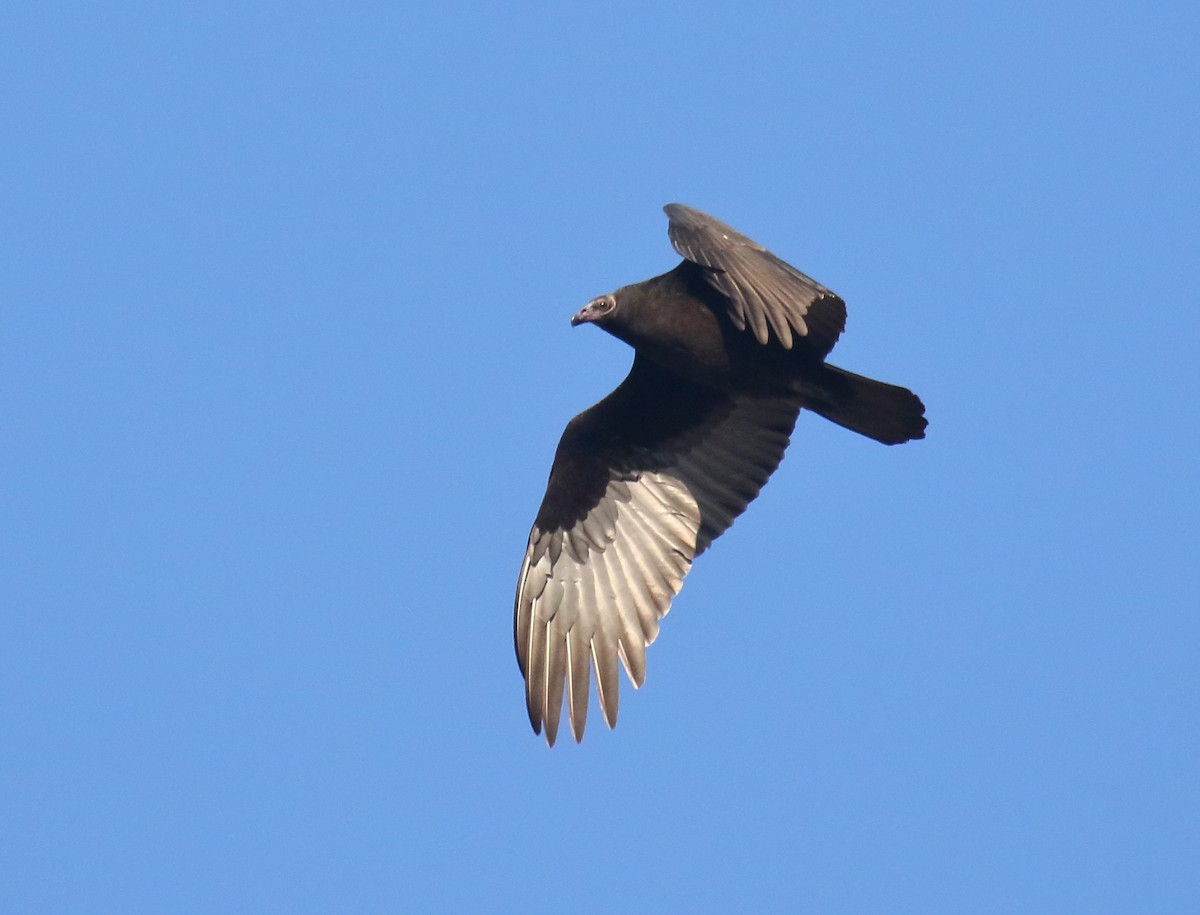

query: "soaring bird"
(515, 204), (926, 745)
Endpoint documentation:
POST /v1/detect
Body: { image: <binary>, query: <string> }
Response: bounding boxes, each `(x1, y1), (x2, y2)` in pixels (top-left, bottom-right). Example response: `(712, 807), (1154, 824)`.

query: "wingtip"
(530, 703), (558, 747)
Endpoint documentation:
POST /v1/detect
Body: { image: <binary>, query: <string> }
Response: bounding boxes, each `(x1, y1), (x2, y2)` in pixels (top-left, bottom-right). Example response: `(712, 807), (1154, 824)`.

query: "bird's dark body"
(612, 261), (851, 388)
(515, 204), (927, 745)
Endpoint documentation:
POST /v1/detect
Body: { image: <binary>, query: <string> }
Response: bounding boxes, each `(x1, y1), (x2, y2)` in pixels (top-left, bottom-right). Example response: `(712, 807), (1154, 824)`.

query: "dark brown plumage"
(515, 204), (927, 745)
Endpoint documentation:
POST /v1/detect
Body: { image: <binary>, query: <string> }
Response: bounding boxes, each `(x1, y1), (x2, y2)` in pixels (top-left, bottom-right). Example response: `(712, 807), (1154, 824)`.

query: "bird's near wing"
(515, 356), (800, 745)
(664, 203), (847, 356)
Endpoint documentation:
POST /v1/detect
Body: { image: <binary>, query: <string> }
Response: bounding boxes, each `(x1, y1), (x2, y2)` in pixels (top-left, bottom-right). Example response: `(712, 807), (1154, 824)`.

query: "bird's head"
(570, 294), (617, 328)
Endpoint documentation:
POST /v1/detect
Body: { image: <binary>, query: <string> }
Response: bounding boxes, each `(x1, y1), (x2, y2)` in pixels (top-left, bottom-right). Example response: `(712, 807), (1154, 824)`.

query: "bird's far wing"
(515, 355), (800, 745)
(664, 203), (847, 356)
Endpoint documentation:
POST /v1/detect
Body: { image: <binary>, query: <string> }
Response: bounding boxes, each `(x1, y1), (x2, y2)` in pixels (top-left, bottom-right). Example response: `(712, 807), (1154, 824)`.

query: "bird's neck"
(603, 263), (735, 386)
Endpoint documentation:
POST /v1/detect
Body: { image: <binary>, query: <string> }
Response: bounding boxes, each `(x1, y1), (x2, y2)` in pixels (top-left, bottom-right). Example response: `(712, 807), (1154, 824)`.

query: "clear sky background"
(3, 2), (1198, 912)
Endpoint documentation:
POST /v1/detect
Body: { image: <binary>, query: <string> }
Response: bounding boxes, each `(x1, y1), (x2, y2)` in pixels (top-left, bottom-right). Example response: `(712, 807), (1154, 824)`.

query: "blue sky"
(3, 1), (1198, 911)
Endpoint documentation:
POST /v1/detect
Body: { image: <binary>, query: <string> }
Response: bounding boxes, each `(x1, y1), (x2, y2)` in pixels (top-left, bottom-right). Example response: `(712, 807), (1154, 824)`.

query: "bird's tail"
(800, 365), (928, 445)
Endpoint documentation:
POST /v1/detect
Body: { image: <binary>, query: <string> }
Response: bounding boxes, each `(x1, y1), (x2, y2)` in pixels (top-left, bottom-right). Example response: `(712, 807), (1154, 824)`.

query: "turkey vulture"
(515, 204), (926, 745)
